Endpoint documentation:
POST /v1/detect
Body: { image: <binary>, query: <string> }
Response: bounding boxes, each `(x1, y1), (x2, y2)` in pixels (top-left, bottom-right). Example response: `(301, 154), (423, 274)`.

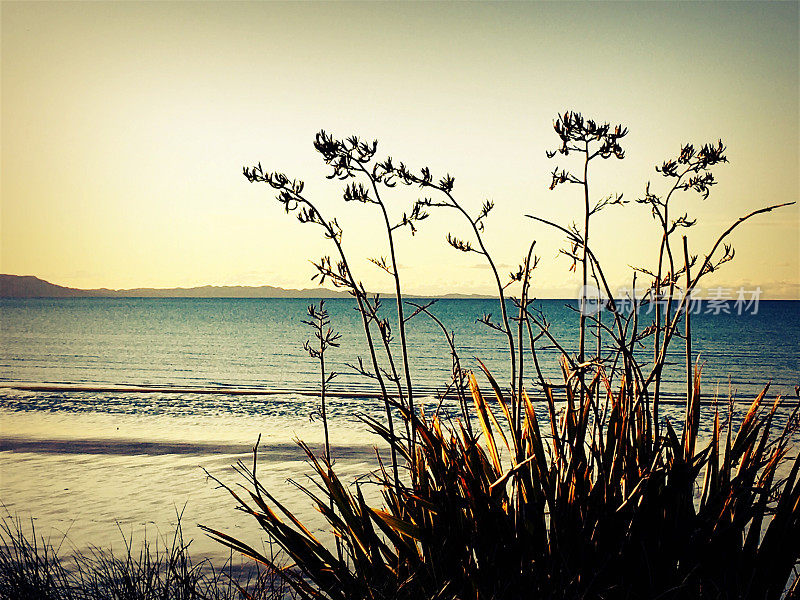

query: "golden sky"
(2, 1), (798, 298)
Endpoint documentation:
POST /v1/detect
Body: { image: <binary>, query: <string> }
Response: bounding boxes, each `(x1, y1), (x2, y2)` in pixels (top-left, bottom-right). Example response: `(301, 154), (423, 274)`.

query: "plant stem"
(376, 188), (416, 470)
(444, 191), (517, 417)
(683, 235), (692, 409)
(580, 142), (590, 404)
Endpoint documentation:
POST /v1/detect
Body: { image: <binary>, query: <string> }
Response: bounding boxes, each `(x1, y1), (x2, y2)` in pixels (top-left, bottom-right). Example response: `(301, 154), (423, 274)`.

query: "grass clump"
(204, 114), (799, 599)
(0, 515), (293, 600)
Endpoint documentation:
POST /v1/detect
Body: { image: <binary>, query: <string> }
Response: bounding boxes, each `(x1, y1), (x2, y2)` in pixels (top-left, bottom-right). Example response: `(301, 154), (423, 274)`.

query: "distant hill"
(0, 274), (351, 298)
(0, 275), (492, 299)
(1, 275), (92, 298)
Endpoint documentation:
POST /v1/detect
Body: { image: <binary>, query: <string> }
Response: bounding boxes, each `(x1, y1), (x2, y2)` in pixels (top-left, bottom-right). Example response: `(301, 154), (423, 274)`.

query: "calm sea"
(2, 297), (798, 399)
(1, 298), (798, 562)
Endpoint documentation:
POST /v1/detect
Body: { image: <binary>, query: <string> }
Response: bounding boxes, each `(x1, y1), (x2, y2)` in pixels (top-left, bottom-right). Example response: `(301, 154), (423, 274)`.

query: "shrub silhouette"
(203, 114), (799, 600)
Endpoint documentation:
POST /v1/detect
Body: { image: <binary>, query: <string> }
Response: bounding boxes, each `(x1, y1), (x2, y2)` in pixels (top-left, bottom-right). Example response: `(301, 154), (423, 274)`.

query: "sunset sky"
(2, 1), (798, 298)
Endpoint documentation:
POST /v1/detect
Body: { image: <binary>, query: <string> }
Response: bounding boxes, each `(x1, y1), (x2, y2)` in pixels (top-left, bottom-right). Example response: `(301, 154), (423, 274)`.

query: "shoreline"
(0, 382), (755, 405)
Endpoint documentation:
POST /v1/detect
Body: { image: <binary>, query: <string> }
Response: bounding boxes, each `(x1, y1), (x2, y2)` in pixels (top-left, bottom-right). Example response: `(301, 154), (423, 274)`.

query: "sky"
(2, 1), (798, 298)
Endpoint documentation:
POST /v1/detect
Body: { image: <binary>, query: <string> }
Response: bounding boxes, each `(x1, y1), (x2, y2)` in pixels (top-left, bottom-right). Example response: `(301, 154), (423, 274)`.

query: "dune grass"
(0, 514), (294, 600)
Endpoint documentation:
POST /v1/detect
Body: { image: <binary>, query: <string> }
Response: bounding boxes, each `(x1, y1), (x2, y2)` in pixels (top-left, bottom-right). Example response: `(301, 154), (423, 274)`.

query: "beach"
(0, 395), (387, 565)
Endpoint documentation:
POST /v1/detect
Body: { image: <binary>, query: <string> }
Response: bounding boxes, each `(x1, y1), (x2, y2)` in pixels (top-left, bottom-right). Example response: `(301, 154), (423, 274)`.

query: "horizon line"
(1, 274), (798, 301)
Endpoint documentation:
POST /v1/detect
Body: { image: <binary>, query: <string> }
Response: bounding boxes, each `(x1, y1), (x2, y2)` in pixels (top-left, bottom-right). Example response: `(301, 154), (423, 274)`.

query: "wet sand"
(2, 389), (796, 567)
(0, 407), (382, 564)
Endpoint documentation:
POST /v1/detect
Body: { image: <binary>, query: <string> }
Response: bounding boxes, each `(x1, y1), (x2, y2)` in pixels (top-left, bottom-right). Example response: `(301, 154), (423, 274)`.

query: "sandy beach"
(0, 405), (381, 565)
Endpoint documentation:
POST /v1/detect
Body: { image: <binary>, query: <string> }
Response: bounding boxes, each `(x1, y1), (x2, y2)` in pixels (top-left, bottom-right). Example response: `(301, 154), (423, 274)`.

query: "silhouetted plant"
(634, 139), (728, 435)
(302, 300), (341, 469)
(0, 513), (293, 599)
(303, 300), (343, 562)
(377, 158), (523, 438)
(544, 112), (627, 401)
(529, 114), (791, 447)
(211, 117), (800, 600)
(314, 131), (429, 469)
(407, 299), (472, 434)
(242, 162), (403, 491)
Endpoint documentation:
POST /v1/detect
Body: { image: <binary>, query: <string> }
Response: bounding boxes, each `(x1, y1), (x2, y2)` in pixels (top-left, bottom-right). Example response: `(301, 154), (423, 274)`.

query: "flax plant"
(242, 163), (403, 491)
(302, 301), (341, 471)
(378, 162), (521, 432)
(316, 132), (431, 472)
(544, 112), (627, 403)
(210, 118), (800, 600)
(635, 139), (729, 435)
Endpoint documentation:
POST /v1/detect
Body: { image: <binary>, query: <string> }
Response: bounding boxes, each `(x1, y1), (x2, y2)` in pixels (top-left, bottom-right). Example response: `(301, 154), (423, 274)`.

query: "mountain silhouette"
(0, 275), (491, 299)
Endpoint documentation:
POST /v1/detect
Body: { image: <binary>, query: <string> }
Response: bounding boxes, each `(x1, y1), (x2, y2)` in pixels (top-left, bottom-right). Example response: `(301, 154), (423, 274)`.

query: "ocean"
(1, 297), (798, 563)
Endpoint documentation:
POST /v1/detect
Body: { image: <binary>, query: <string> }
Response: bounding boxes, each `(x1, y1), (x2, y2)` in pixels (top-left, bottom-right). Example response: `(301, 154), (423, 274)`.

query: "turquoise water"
(1, 297), (798, 402)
